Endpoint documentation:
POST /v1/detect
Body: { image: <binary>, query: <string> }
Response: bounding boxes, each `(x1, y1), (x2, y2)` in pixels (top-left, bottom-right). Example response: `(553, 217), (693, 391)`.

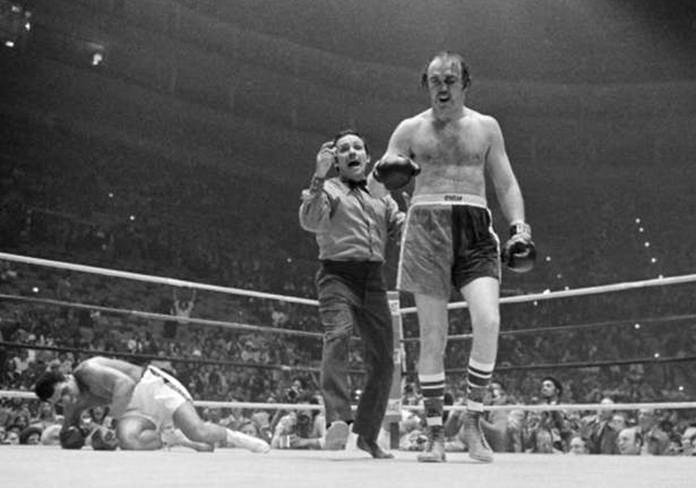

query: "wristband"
(308, 175), (326, 194)
(509, 221), (531, 237)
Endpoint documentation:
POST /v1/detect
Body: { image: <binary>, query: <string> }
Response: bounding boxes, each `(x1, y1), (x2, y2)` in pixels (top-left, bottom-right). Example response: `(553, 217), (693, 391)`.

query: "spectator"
(525, 377), (572, 453)
(681, 425), (696, 456)
(236, 420), (264, 444)
(617, 427), (642, 455)
(270, 396), (325, 450)
(3, 427), (20, 445)
(609, 412), (628, 434)
(32, 401), (58, 430)
(637, 408), (672, 455)
(480, 380), (516, 452)
(19, 425), (42, 445)
(582, 397), (620, 454)
(568, 435), (588, 455)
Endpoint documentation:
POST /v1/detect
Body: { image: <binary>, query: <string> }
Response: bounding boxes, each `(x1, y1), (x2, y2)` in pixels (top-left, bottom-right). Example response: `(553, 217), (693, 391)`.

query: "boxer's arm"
(381, 118), (416, 166)
(76, 362), (136, 419)
(486, 117), (525, 226)
(61, 396), (90, 429)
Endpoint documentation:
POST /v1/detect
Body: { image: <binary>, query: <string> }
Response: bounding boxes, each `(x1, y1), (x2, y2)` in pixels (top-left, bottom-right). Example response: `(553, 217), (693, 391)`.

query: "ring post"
(384, 291), (404, 449)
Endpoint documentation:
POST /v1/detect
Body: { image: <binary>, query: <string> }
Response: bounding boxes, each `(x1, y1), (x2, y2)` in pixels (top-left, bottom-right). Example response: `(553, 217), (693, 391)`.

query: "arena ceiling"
(212, 0), (696, 84)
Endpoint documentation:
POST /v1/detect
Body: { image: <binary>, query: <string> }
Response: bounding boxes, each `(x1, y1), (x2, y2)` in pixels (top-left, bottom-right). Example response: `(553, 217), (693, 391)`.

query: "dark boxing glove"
(59, 425), (87, 450)
(501, 222), (536, 273)
(372, 155), (421, 191)
(91, 426), (119, 451)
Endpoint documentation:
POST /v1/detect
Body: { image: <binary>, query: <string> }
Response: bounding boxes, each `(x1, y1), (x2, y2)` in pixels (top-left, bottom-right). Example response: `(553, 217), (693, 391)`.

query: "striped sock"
(419, 372), (445, 426)
(466, 358), (494, 412)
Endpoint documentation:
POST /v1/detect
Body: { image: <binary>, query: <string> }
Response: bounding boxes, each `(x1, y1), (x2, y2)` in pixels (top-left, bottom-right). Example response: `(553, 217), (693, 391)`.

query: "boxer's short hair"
(421, 51), (472, 90)
(34, 371), (66, 401)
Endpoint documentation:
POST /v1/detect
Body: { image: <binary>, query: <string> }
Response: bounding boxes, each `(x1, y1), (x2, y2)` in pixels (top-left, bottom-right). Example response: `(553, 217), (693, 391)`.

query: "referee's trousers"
(316, 260), (394, 443)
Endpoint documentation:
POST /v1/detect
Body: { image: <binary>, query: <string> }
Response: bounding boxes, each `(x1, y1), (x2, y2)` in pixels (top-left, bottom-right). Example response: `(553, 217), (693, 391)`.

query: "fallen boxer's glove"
(91, 426), (119, 451)
(59, 425), (88, 450)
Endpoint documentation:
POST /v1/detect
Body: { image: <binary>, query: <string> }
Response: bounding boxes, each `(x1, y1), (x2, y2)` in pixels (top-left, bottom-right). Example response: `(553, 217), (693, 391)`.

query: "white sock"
(226, 430), (270, 454)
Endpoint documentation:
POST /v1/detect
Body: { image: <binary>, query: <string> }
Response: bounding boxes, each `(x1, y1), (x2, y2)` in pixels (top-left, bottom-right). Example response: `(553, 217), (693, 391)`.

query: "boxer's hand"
(91, 426), (119, 450)
(501, 222), (536, 273)
(373, 155), (420, 191)
(60, 425), (87, 450)
(315, 141), (336, 178)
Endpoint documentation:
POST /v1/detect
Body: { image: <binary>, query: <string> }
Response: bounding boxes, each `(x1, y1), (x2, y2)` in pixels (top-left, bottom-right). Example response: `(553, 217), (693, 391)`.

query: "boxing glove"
(501, 222), (536, 273)
(373, 155), (421, 191)
(59, 425), (87, 450)
(91, 426), (119, 451)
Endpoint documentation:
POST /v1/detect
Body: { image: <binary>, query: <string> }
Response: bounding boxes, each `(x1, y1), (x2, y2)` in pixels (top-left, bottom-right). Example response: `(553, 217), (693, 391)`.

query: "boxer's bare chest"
(411, 119), (488, 171)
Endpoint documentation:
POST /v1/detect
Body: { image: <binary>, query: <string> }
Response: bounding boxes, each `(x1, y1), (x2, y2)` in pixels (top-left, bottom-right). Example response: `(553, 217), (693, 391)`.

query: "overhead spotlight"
(650, 257), (657, 263)
(556, 273), (562, 279)
(638, 227), (644, 233)
(545, 256), (551, 262)
(635, 217), (641, 224)
(129, 215), (136, 221)
(4, 40), (15, 48)
(678, 386), (685, 392)
(87, 41), (106, 67)
(92, 52), (104, 66)
(644, 242), (650, 247)
(634, 323), (640, 330)
(32, 286), (39, 293)
(653, 352), (660, 358)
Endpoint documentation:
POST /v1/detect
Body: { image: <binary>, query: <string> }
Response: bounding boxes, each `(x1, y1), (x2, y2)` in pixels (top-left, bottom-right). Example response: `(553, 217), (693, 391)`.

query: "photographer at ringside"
(270, 392), (326, 450)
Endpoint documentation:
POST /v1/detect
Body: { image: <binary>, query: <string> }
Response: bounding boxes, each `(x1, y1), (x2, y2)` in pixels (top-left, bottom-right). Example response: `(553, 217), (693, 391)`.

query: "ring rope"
(400, 273), (696, 314)
(0, 340), (325, 373)
(0, 252), (319, 306)
(460, 353), (696, 372)
(0, 390), (325, 411)
(3, 252), (695, 317)
(5, 293), (692, 344)
(407, 313), (696, 343)
(1, 389), (694, 413)
(0, 293), (322, 339)
(5, 338), (692, 374)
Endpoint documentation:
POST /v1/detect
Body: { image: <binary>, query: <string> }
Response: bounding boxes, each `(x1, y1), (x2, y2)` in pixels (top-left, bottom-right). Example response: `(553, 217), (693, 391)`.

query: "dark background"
(2, 0), (696, 291)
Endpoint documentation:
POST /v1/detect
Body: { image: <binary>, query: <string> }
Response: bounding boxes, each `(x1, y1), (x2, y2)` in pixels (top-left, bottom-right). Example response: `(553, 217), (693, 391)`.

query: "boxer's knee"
(117, 427), (150, 450)
(472, 312), (500, 336)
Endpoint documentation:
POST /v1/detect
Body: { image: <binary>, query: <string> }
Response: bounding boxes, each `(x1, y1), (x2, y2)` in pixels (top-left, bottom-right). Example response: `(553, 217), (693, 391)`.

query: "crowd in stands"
(1, 125), (695, 454)
(1, 250), (695, 454)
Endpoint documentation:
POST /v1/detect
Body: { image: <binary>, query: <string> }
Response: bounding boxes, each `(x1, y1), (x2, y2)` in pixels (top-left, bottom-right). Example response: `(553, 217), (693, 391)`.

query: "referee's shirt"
(299, 177), (404, 262)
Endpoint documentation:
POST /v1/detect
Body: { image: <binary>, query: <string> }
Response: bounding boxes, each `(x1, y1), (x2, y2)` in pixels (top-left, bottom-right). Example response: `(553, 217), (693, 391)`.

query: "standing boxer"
(378, 51), (534, 463)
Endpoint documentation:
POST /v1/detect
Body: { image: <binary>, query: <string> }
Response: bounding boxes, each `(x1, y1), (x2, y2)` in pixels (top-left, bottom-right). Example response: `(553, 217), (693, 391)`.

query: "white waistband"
(410, 194), (487, 208)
